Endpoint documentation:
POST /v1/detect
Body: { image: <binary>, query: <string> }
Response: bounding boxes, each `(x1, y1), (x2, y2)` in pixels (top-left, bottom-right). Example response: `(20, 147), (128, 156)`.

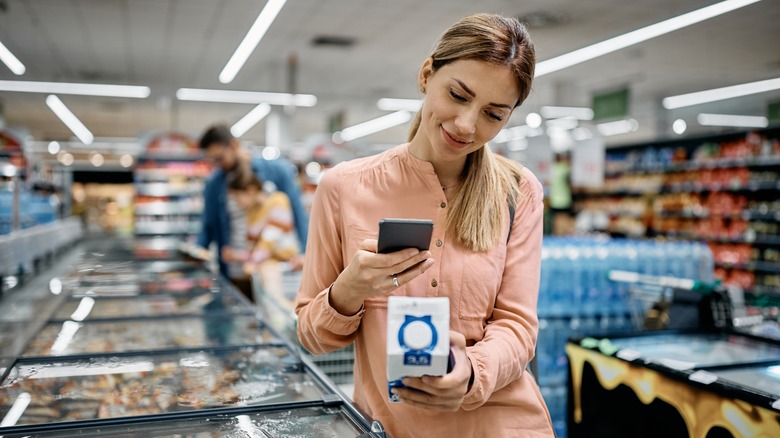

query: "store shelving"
(574, 127), (780, 300)
(133, 135), (211, 240)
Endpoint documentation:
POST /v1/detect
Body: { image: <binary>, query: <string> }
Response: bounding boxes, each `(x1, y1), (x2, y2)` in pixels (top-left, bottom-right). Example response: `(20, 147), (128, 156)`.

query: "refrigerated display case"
(0, 237), (385, 437)
(567, 330), (780, 437)
(0, 345), (329, 426)
(0, 404), (373, 437)
(22, 315), (279, 357)
(50, 290), (250, 321)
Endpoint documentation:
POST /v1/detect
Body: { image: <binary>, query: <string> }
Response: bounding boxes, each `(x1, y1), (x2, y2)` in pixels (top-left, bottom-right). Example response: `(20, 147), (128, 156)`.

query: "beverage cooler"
(0, 238), (386, 437)
(566, 331), (780, 437)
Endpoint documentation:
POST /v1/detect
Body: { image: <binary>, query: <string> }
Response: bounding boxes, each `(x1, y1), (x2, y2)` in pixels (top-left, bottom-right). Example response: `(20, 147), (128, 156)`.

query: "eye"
(449, 90), (467, 102)
(486, 111), (504, 122)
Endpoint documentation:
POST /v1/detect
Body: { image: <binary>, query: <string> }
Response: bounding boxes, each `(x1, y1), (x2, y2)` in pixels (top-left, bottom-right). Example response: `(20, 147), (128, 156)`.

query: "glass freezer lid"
(50, 291), (250, 321)
(711, 365), (780, 396)
(22, 315), (279, 357)
(0, 406), (366, 437)
(66, 260), (209, 283)
(0, 346), (329, 428)
(612, 333), (780, 368)
(67, 272), (217, 298)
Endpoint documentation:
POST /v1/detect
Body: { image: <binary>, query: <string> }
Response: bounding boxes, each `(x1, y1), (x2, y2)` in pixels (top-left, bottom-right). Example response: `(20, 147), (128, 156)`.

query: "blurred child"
(223, 172), (300, 278)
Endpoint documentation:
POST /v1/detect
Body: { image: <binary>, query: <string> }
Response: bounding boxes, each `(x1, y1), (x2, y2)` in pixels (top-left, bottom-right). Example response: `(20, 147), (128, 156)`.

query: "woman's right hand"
(329, 239), (434, 316)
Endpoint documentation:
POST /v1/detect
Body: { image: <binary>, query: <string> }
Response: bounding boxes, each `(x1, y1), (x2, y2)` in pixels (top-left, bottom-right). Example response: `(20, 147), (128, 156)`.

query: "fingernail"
(407, 248), (420, 256)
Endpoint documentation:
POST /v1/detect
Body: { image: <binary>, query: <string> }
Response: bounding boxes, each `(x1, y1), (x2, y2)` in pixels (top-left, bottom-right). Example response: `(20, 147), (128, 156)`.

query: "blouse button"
(440, 202), (447, 208)
(436, 240), (443, 247)
(431, 279), (438, 287)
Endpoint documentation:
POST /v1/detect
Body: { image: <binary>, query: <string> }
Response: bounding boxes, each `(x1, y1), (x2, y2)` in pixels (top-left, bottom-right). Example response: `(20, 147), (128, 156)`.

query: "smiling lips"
(441, 126), (472, 148)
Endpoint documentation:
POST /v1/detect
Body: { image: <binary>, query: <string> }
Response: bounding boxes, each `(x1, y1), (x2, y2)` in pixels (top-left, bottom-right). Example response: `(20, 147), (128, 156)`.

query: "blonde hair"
(408, 13), (536, 252)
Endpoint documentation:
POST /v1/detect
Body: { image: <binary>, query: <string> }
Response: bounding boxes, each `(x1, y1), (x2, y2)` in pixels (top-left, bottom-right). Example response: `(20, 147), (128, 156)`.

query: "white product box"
(387, 296), (450, 402)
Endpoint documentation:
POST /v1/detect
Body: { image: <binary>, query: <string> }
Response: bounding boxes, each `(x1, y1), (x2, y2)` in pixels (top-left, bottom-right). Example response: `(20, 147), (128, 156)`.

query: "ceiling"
(1, 0), (779, 156)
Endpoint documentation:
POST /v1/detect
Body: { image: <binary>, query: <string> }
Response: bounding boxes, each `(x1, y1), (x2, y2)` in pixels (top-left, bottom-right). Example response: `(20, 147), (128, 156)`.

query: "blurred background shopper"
(197, 124), (309, 298)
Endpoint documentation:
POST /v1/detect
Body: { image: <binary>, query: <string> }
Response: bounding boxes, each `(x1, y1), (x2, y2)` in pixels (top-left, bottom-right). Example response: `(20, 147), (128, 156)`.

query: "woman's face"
(417, 59), (520, 163)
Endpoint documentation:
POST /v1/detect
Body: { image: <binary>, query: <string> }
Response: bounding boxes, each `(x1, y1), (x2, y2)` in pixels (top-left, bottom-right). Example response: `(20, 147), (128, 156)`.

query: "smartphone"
(377, 218), (434, 254)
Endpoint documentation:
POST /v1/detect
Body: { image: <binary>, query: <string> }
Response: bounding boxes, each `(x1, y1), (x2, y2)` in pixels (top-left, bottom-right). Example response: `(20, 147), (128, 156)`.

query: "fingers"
(390, 386), (461, 412)
(449, 330), (467, 349)
(393, 258), (434, 288)
(358, 239), (378, 253)
(390, 250), (432, 274)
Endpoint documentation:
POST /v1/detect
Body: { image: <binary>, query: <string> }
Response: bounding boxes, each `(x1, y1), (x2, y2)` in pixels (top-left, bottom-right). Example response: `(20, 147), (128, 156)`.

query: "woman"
(295, 13), (553, 437)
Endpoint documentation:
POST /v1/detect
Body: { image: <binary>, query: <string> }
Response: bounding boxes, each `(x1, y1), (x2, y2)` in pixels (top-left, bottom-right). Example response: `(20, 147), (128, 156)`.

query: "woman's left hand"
(391, 331), (472, 412)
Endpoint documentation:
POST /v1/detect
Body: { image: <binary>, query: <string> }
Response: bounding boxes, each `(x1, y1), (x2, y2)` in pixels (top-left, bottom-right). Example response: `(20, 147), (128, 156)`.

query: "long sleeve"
(196, 175), (217, 249)
(462, 169), (544, 410)
(295, 168), (363, 354)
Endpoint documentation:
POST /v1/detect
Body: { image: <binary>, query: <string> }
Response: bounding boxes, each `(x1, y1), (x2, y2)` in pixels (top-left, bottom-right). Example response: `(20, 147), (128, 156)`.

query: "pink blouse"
(295, 144), (553, 437)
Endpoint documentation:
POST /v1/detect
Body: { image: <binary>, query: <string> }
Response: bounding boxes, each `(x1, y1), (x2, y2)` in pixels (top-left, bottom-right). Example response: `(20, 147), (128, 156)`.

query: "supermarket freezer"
(0, 237), (387, 437)
(567, 330), (780, 437)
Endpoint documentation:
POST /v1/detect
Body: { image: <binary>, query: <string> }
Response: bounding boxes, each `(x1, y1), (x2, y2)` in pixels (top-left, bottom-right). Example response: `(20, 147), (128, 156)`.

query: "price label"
(688, 370), (718, 385)
(616, 349), (642, 361)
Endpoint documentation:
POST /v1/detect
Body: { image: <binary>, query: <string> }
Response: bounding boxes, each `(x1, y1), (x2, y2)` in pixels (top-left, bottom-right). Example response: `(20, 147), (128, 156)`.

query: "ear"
(417, 57), (434, 94)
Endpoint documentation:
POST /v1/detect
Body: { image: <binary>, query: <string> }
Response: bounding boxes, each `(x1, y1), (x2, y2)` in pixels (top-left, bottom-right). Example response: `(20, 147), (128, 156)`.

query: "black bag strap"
(507, 198), (515, 244)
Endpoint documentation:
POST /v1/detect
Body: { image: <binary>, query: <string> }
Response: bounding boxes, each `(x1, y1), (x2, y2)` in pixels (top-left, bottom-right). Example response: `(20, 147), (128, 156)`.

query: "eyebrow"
(453, 79), (513, 110)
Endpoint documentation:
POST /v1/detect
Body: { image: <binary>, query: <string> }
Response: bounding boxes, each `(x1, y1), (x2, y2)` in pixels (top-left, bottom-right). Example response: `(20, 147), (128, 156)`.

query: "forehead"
(205, 143), (231, 155)
(435, 59), (520, 107)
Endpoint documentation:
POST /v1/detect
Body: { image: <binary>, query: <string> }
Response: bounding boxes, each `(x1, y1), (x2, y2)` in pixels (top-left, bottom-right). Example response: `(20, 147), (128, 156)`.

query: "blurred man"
(196, 124), (308, 298)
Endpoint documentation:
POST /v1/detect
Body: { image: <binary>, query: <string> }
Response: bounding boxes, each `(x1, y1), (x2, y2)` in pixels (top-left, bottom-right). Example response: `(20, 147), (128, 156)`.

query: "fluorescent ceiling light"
(231, 103), (272, 137)
(672, 119), (687, 134)
(120, 154), (134, 168)
(377, 98), (422, 112)
(597, 119), (639, 136)
(493, 125), (535, 143)
(697, 113), (768, 128)
(526, 113), (542, 128)
(219, 0), (287, 83)
(334, 110), (412, 143)
(89, 153), (104, 168)
(535, 0), (762, 77)
(0, 80), (150, 98)
(46, 95), (94, 145)
(572, 127), (594, 141)
(546, 116), (579, 131)
(176, 88), (317, 107)
(0, 40), (26, 75)
(540, 106), (594, 120)
(48, 141), (60, 155)
(663, 77), (780, 109)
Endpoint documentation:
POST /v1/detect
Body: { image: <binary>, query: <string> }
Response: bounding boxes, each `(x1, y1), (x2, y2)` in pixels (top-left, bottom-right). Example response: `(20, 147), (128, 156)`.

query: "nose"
(454, 108), (477, 138)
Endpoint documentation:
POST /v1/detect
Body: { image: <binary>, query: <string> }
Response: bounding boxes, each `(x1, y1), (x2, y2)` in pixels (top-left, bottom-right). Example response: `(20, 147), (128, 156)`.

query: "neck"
(407, 138), (466, 189)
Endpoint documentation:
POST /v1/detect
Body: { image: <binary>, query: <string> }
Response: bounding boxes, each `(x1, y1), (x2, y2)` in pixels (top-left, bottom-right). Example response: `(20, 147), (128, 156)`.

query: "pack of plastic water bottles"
(535, 236), (714, 437)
